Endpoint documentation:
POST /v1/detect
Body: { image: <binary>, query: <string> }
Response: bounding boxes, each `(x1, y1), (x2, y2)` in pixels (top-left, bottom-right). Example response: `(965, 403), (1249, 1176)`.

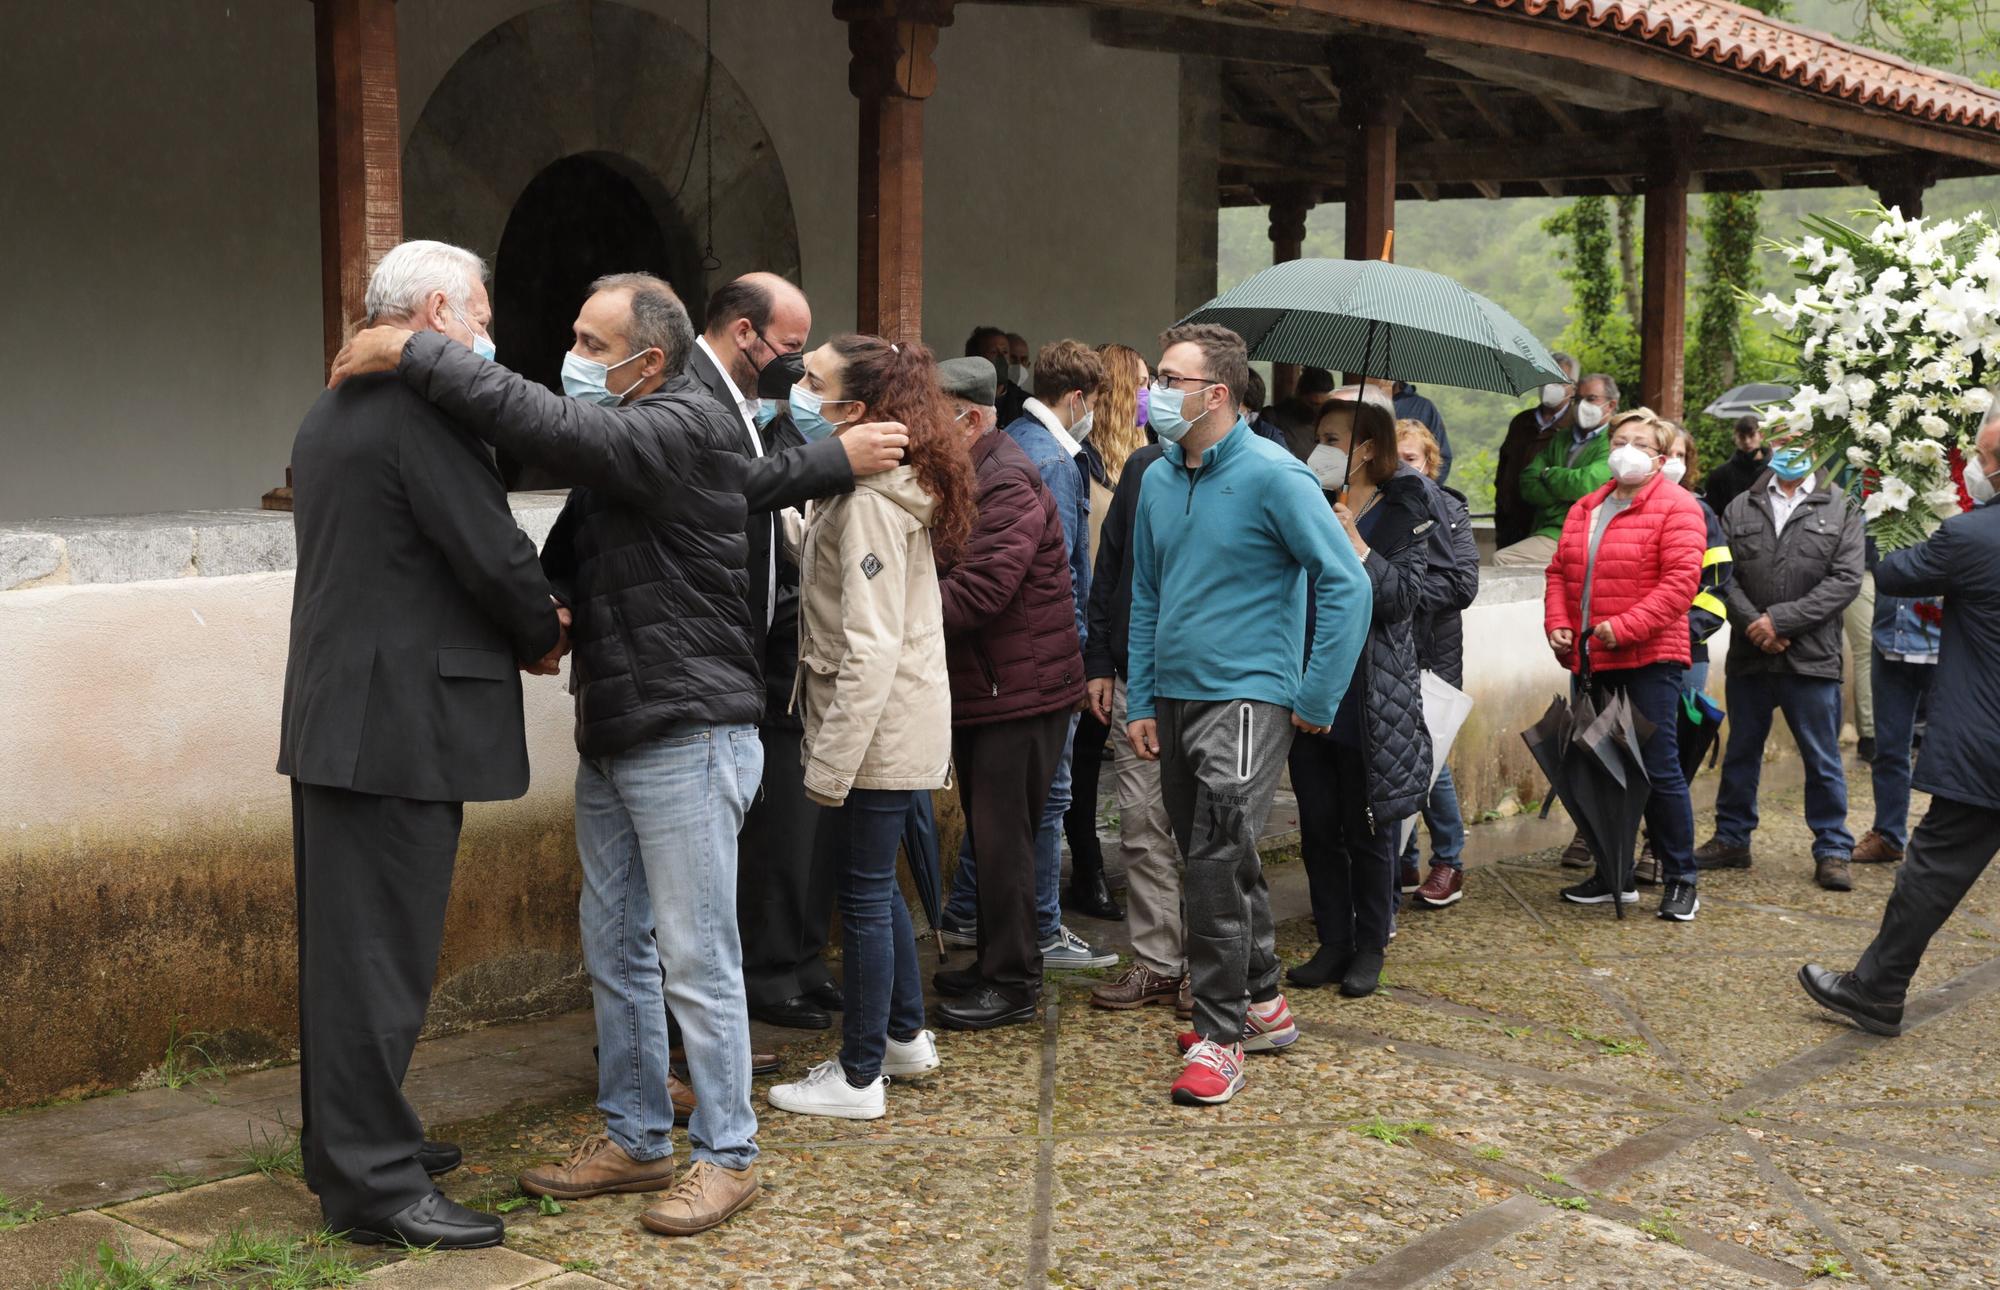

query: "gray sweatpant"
(1157, 698), (1295, 1045)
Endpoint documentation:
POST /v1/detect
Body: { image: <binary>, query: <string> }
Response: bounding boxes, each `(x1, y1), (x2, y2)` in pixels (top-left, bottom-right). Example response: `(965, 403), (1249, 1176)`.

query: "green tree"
(1686, 191), (1765, 470)
(1541, 196), (1641, 396)
(1848, 0), (2000, 82)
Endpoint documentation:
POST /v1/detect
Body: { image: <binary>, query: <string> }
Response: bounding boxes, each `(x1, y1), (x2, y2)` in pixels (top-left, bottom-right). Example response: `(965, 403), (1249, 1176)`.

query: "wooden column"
(1174, 56), (1222, 320)
(1861, 154), (1944, 219)
(840, 0), (954, 342)
(1335, 53), (1402, 265)
(1638, 139), (1692, 421)
(1258, 183), (1316, 401)
(269, 0), (403, 510)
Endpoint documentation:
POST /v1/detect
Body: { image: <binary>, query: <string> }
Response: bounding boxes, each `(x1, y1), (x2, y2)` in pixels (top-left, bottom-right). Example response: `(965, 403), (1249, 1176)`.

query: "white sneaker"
(767, 1059), (886, 1120)
(882, 1030), (940, 1079)
(1041, 925), (1118, 970)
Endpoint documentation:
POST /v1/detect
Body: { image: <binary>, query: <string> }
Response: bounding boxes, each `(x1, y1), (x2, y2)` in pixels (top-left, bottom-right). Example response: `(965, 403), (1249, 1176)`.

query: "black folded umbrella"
(1522, 641), (1656, 919)
(902, 791), (946, 957)
(1677, 689), (1726, 784)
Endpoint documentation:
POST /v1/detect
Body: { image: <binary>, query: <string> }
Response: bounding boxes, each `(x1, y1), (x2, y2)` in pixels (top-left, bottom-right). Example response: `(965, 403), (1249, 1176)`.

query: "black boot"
(1065, 864), (1124, 920)
(1286, 943), (1352, 989)
(1340, 948), (1386, 998)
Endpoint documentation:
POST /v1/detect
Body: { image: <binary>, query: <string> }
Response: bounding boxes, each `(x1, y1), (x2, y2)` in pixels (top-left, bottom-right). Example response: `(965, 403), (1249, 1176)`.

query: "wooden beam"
(1333, 44), (1404, 266)
(1640, 134), (1693, 419)
(312, 0), (402, 375)
(1457, 82), (1563, 198)
(840, 0), (955, 341)
(1403, 85), (1497, 199)
(1861, 153), (1946, 217)
(1533, 91), (1631, 194)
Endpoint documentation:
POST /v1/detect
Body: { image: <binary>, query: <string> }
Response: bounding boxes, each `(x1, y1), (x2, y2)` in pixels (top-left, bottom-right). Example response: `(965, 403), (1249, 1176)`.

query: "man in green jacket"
(1494, 373), (1620, 567)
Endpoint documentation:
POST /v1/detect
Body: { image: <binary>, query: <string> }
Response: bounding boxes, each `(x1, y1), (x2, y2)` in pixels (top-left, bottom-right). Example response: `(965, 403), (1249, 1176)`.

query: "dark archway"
(491, 153), (702, 488)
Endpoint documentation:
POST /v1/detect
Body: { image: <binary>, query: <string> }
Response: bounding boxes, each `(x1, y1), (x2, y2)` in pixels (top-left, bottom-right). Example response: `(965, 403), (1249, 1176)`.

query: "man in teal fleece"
(1125, 323), (1371, 1107)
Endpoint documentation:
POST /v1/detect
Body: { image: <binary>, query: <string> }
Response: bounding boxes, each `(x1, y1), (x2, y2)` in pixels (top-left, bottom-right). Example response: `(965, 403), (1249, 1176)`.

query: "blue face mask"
(753, 399), (780, 430)
(1148, 381), (1216, 445)
(562, 348), (651, 406)
(789, 383), (857, 442)
(454, 308), (496, 362)
(1769, 447), (1814, 481)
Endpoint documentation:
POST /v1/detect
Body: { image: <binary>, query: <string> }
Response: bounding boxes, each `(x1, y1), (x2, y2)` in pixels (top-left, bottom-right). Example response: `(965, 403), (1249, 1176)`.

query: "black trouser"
(292, 780), (461, 1230)
(1289, 737), (1397, 955)
(1856, 794), (2000, 1003)
(1063, 710), (1111, 884)
(954, 710), (1069, 1002)
(738, 721), (834, 1006)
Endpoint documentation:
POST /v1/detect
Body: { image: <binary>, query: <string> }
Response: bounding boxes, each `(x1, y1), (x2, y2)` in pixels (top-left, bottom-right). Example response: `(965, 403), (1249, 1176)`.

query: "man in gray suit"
(1802, 408), (2000, 1036)
(280, 239), (565, 1248)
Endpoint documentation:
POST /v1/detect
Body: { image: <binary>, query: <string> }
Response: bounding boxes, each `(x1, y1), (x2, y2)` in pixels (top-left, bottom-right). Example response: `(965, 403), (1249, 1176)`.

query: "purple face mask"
(1135, 386), (1150, 428)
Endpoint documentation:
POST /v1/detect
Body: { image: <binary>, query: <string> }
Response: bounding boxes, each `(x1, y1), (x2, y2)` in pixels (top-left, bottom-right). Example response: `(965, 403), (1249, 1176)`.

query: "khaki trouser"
(1493, 534), (1558, 568)
(1111, 679), (1185, 977)
(1843, 568), (1876, 740)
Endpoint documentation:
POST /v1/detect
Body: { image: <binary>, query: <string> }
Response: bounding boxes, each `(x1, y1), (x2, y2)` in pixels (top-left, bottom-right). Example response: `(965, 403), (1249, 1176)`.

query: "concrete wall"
(0, 1), (1181, 523)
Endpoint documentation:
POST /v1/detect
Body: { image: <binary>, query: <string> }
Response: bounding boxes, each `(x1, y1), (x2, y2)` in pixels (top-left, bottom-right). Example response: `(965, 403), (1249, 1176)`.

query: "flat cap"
(936, 356), (997, 406)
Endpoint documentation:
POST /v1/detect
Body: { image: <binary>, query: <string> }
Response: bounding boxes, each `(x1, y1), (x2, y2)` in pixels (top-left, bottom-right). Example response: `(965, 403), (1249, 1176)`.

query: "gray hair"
(364, 240), (486, 324)
(1328, 382), (1397, 416)
(1982, 393), (2000, 433)
(1580, 372), (1621, 403)
(590, 272), (694, 377)
(1550, 351), (1578, 381)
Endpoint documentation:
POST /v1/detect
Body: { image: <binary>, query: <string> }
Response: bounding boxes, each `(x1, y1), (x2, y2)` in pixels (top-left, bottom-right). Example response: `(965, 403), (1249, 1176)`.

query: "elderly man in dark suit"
(281, 239), (565, 1249)
(1802, 409), (2000, 1036)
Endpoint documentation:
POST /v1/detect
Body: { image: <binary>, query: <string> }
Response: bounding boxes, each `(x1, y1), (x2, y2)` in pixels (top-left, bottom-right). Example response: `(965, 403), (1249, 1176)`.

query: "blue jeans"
(944, 712), (1075, 942)
(1687, 659), (1711, 697)
(828, 789), (928, 1082)
(1593, 663), (1697, 883)
(1714, 671), (1853, 859)
(575, 724), (763, 1170)
(1399, 763), (1466, 870)
(1868, 653), (1937, 849)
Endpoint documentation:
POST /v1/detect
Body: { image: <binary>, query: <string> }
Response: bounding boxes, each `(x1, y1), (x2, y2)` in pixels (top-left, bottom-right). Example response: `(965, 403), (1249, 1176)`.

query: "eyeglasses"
(1151, 375), (1215, 392)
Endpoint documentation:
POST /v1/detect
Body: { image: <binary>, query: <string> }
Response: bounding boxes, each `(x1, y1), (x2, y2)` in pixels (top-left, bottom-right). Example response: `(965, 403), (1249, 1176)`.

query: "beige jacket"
(794, 466), (953, 806)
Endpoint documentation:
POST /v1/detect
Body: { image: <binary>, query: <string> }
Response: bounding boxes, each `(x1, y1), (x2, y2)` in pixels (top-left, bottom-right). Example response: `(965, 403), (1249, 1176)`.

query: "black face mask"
(989, 356), (1009, 389)
(756, 350), (806, 402)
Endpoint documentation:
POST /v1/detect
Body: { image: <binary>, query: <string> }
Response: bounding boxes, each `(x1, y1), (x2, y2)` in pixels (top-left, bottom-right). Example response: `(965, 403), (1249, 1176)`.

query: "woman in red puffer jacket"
(1542, 408), (1707, 922)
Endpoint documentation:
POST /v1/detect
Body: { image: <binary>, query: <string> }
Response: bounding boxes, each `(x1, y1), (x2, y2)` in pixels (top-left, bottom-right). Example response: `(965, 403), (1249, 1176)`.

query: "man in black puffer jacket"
(332, 274), (787, 1237)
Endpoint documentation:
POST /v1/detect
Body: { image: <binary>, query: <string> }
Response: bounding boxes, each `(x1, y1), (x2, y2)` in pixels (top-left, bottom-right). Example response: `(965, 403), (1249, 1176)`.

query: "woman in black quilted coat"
(1286, 389), (1434, 1000)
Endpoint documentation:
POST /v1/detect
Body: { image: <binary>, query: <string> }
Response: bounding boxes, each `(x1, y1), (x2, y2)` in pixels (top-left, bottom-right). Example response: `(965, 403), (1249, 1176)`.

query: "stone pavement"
(9, 766), (2000, 1287)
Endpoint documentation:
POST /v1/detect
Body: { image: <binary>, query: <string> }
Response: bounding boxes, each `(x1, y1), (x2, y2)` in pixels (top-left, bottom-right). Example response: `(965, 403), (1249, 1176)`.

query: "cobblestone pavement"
(8, 770), (2000, 1287)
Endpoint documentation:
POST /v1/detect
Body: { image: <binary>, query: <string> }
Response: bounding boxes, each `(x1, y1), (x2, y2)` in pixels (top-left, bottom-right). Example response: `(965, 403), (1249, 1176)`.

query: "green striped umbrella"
(1179, 257), (1566, 395)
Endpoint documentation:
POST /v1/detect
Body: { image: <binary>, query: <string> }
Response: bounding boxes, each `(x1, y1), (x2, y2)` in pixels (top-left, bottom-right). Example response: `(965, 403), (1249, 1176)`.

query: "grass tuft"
(1475, 1145), (1506, 1161)
(157, 1017), (224, 1091)
(51, 1226), (363, 1290)
(1527, 1186), (1591, 1212)
(240, 1122), (304, 1181)
(0, 1188), (44, 1231)
(1350, 1116), (1436, 1147)
(1637, 1216), (1684, 1245)
(1808, 1253), (1858, 1280)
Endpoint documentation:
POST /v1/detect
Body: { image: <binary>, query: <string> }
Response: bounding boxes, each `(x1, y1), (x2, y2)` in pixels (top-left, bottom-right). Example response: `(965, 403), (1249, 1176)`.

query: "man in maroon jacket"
(930, 357), (1088, 1031)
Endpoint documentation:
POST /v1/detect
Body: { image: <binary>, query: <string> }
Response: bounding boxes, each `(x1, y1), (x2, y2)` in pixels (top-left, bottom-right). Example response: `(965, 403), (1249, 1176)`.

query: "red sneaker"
(1170, 1039), (1246, 1106)
(1415, 864), (1463, 908)
(1177, 995), (1298, 1054)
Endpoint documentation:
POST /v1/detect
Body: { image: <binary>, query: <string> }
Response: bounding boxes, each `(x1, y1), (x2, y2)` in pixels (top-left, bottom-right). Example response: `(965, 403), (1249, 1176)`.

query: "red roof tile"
(1465, 0), (2000, 131)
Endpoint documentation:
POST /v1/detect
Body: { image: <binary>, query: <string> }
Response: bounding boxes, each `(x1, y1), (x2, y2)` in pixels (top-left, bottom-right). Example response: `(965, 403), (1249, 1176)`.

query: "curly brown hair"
(1092, 343), (1148, 486)
(825, 334), (978, 560)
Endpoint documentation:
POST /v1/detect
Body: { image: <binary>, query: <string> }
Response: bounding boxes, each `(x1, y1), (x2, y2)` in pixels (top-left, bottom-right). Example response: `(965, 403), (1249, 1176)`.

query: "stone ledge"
(0, 492), (570, 591)
(1470, 569), (1544, 608)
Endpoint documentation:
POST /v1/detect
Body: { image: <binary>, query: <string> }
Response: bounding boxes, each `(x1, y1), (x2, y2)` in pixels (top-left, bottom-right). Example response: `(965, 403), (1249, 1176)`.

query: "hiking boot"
(1852, 829), (1905, 864)
(1090, 961), (1180, 1010)
(1561, 874), (1639, 906)
(639, 1160), (760, 1236)
(1175, 973), (1193, 1020)
(1632, 840), (1661, 887)
(1693, 837), (1752, 870)
(1415, 864), (1463, 908)
(1560, 831), (1595, 869)
(519, 1134), (676, 1201)
(1815, 854), (1855, 892)
(1169, 1039), (1246, 1106)
(1176, 995), (1298, 1055)
(1657, 880), (1699, 922)
(1041, 925), (1117, 970)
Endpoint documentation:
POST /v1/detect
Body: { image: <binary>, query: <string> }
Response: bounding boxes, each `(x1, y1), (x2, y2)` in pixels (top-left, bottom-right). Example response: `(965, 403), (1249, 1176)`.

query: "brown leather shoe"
(1693, 837), (1753, 870)
(520, 1134), (675, 1200)
(669, 1074), (696, 1125)
(1090, 962), (1179, 1010)
(1632, 840), (1661, 887)
(1852, 829), (1905, 864)
(1815, 854), (1855, 892)
(1560, 831), (1595, 869)
(673, 1048), (779, 1078)
(1175, 974), (1193, 1020)
(1415, 863), (1463, 907)
(639, 1160), (760, 1236)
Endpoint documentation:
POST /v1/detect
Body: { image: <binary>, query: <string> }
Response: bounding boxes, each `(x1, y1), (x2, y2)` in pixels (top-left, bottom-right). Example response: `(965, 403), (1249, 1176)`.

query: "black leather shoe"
(749, 996), (832, 1030)
(803, 980), (844, 1012)
(937, 986), (1038, 1031)
(674, 1049), (781, 1079)
(1799, 963), (1904, 1036)
(348, 1189), (503, 1249)
(416, 1140), (462, 1177)
(932, 966), (982, 997)
(1064, 869), (1125, 920)
(1286, 943), (1352, 989)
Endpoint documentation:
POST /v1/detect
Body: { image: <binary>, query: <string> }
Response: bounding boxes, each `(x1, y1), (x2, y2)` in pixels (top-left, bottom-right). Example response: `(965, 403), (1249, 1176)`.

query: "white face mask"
(1968, 455), (1996, 504)
(1010, 362), (1029, 388)
(1307, 444), (1350, 491)
(1608, 443), (1658, 485)
(1575, 400), (1608, 432)
(1069, 396), (1094, 441)
(1662, 457), (1688, 486)
(1540, 383), (1570, 409)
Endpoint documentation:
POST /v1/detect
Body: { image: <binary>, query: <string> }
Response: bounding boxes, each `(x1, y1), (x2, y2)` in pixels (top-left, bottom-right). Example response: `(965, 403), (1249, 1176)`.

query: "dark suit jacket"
(684, 342), (854, 705)
(277, 374), (559, 803)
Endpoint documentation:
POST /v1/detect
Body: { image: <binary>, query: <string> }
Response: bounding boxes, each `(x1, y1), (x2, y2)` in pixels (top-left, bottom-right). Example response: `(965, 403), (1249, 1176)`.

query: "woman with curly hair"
(768, 334), (977, 1121)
